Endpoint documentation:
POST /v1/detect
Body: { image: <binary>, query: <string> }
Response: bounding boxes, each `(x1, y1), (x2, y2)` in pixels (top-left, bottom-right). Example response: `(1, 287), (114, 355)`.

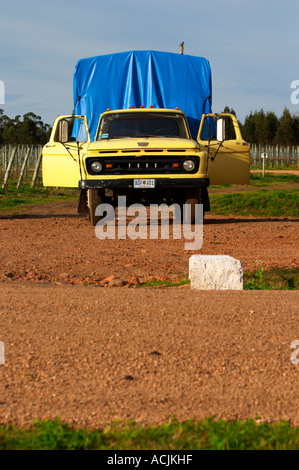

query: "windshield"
(97, 112), (190, 140)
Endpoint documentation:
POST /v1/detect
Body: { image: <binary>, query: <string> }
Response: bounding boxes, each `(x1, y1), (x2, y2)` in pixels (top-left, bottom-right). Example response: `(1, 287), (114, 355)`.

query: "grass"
(137, 267), (298, 291)
(243, 266), (298, 290)
(137, 278), (190, 288)
(209, 172), (299, 190)
(209, 189), (299, 217)
(0, 417), (298, 450)
(0, 180), (78, 211)
(250, 163), (298, 171)
(249, 173), (299, 186)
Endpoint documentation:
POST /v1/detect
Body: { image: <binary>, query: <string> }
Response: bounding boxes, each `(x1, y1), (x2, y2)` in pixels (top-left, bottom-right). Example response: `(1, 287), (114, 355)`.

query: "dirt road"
(0, 284), (298, 428)
(0, 200), (298, 429)
(0, 200), (298, 285)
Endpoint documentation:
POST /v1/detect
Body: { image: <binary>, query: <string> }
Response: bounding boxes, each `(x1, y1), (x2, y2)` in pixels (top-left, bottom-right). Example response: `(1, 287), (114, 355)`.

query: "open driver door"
(197, 113), (250, 185)
(42, 115), (90, 188)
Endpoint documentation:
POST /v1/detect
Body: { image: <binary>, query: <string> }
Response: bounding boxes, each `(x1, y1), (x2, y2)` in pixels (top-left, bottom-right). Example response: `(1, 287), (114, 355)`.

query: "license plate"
(133, 179), (155, 189)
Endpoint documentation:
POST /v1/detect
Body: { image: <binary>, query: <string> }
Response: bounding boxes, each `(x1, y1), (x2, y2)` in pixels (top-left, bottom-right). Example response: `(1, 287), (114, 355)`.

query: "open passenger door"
(197, 113), (250, 185)
(42, 115), (90, 187)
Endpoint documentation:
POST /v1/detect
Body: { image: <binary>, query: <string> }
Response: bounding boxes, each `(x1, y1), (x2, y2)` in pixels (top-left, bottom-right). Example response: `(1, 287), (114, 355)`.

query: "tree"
(263, 111), (279, 144)
(2, 125), (17, 144)
(275, 108), (295, 145)
(242, 112), (256, 143)
(0, 111), (51, 144)
(241, 109), (293, 145)
(292, 115), (299, 143)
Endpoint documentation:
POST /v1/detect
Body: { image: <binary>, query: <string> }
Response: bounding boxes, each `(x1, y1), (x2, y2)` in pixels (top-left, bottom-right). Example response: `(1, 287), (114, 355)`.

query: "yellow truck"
(42, 109), (249, 224)
(42, 51), (249, 224)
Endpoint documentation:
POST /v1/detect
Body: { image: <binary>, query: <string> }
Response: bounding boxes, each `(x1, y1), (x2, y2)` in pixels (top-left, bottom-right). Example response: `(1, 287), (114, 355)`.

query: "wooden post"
(15, 146), (19, 177)
(2, 147), (17, 189)
(17, 147), (32, 188)
(4, 145), (8, 171)
(31, 151), (42, 188)
(0, 146), (3, 175)
(250, 144), (256, 171)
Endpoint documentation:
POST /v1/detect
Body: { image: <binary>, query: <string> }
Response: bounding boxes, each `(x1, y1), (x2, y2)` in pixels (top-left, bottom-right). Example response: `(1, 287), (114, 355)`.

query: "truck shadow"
(0, 213), (86, 220)
(0, 213), (298, 225)
(203, 217), (299, 225)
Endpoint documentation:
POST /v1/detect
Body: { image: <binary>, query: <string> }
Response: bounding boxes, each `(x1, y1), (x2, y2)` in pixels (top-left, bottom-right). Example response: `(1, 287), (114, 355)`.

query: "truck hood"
(88, 137), (199, 151)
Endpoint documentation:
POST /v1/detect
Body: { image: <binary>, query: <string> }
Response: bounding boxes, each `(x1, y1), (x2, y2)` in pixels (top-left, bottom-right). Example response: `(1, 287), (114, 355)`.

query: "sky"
(1, 0), (298, 126)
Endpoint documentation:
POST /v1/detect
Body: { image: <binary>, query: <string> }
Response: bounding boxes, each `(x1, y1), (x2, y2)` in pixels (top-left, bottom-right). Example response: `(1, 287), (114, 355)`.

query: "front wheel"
(88, 188), (105, 226)
(182, 189), (205, 224)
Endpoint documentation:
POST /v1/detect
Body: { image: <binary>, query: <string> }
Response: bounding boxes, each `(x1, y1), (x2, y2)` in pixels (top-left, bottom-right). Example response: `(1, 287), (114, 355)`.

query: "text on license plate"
(134, 179), (155, 188)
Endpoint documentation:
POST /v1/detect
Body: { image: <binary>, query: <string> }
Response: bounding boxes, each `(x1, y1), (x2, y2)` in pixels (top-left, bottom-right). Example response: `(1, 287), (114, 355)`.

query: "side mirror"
(58, 119), (69, 143)
(216, 118), (225, 142)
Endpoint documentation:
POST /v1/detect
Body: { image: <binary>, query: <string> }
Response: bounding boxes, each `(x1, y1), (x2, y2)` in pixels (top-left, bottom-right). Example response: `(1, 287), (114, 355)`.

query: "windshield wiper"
(135, 134), (168, 138)
(107, 136), (135, 139)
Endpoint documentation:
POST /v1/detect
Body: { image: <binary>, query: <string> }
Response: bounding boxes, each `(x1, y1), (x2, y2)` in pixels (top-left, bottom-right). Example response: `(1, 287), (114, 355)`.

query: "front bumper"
(79, 177), (210, 190)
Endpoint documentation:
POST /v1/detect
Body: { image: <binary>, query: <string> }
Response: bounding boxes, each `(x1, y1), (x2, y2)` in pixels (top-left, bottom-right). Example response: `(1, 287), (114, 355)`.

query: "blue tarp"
(73, 50), (213, 141)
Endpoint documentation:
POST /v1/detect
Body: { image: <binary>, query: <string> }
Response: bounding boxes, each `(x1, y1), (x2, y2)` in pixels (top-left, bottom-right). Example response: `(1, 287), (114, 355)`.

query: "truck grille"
(86, 156), (199, 175)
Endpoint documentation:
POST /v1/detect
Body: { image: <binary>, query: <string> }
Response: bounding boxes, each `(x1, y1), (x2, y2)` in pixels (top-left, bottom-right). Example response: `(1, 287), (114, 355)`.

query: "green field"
(248, 173), (299, 186)
(0, 180), (78, 211)
(209, 189), (298, 217)
(209, 173), (299, 189)
(0, 417), (298, 450)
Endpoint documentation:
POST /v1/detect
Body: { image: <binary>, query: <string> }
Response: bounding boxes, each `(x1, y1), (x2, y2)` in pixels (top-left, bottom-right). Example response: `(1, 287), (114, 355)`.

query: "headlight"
(90, 160), (103, 173)
(183, 160), (195, 171)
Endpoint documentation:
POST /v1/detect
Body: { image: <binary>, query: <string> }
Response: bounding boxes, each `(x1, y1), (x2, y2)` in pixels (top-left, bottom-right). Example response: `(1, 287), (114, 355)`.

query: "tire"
(88, 188), (104, 226)
(183, 189), (205, 224)
(77, 189), (89, 214)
